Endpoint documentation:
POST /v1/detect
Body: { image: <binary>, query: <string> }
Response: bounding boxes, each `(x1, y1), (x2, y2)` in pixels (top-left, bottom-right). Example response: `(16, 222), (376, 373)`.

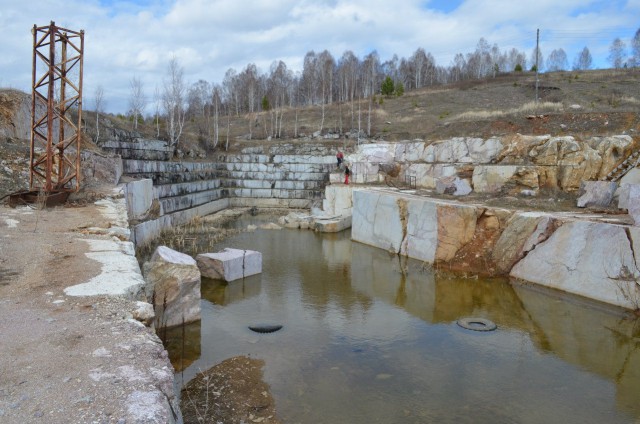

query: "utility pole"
(535, 28), (539, 104)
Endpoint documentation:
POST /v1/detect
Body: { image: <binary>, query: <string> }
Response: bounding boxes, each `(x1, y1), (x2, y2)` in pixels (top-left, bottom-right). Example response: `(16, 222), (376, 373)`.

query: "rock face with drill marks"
(196, 248), (263, 282)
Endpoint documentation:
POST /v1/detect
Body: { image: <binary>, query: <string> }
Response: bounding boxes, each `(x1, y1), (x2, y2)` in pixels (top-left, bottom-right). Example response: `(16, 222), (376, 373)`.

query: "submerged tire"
(248, 324), (283, 334)
(456, 317), (497, 332)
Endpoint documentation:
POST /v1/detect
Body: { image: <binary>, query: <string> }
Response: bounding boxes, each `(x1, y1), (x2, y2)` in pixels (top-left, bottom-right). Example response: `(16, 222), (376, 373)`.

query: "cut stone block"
(196, 248), (262, 282)
(314, 215), (352, 233)
(435, 176), (473, 196)
(143, 246), (201, 328)
(125, 178), (154, 220)
(628, 184), (640, 226)
(618, 182), (640, 210)
(576, 180), (617, 208)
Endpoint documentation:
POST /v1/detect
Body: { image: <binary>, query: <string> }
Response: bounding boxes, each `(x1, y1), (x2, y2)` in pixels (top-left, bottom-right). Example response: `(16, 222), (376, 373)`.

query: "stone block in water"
(196, 248), (262, 282)
(314, 215), (352, 233)
(143, 245), (201, 328)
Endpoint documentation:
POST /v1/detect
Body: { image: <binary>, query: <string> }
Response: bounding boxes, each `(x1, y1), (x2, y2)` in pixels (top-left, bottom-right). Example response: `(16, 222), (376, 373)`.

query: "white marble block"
(576, 180), (617, 208)
(314, 215), (352, 233)
(196, 248), (263, 282)
(125, 178), (154, 220)
(143, 245), (201, 328)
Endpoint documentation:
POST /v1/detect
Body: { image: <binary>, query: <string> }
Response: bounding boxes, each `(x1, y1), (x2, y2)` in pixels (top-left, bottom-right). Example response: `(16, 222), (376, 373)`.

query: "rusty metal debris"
(8, 190), (70, 209)
(30, 21), (84, 202)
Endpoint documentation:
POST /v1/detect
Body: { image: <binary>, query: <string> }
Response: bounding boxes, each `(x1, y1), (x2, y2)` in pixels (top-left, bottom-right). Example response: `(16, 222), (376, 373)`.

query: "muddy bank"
(180, 356), (280, 424)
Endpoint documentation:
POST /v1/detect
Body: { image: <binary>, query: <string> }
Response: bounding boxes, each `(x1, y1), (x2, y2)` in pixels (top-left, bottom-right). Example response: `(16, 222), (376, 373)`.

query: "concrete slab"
(196, 248), (263, 282)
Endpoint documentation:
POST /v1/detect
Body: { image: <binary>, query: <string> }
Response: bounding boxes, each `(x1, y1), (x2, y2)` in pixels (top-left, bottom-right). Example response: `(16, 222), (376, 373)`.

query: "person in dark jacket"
(344, 163), (350, 185)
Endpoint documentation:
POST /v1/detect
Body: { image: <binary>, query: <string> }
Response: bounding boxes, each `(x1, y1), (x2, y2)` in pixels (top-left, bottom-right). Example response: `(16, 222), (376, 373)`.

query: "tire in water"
(248, 324), (283, 334)
(456, 317), (497, 332)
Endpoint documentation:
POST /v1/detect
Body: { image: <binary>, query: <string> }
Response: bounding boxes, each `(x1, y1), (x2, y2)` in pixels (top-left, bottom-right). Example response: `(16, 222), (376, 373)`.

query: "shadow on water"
(162, 215), (640, 424)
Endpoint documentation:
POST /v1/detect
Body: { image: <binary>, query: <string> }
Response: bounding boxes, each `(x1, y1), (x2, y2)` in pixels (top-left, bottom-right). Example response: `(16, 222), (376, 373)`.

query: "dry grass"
(454, 101), (565, 121)
(622, 96), (640, 105)
(6, 68), (638, 155)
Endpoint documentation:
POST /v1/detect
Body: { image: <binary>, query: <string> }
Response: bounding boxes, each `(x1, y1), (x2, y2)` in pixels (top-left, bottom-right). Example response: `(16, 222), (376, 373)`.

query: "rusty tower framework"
(30, 21), (84, 193)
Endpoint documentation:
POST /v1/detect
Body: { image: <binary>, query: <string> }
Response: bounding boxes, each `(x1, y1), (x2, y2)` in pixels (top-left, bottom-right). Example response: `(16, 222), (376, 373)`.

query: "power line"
(542, 27), (638, 41)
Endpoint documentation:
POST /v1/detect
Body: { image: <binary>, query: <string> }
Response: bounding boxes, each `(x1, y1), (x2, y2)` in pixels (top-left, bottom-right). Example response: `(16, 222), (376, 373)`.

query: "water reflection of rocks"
(164, 214), (640, 422)
(351, 241), (640, 417)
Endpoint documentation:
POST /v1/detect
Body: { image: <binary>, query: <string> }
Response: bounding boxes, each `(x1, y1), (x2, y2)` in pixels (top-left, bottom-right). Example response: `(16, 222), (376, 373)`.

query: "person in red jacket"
(336, 151), (344, 168)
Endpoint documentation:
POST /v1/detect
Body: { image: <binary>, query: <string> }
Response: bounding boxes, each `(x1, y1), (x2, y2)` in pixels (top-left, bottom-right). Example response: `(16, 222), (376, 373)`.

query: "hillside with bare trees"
(76, 68), (640, 157)
(2, 68), (639, 198)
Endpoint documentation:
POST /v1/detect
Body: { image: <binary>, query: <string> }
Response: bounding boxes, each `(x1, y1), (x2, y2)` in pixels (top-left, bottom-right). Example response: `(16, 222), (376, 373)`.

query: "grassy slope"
(3, 68), (640, 155)
(178, 68), (640, 152)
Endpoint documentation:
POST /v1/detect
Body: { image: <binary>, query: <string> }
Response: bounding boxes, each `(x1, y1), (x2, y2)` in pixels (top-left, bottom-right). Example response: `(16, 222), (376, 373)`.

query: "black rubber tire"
(456, 317), (497, 332)
(248, 324), (283, 334)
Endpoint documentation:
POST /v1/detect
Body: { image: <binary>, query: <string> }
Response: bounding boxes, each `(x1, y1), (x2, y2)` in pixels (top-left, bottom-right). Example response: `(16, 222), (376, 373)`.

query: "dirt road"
(0, 195), (180, 423)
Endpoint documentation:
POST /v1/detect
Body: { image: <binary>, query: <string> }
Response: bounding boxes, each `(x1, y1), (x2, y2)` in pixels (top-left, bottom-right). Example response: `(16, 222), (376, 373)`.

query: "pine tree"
(381, 76), (395, 96)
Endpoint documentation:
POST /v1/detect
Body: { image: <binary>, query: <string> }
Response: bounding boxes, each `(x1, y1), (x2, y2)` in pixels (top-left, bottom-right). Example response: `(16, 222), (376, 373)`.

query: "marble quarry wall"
(351, 188), (640, 310)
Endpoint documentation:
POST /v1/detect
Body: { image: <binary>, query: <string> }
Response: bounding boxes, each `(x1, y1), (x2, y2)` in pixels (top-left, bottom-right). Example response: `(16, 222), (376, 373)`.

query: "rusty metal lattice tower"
(30, 21), (84, 193)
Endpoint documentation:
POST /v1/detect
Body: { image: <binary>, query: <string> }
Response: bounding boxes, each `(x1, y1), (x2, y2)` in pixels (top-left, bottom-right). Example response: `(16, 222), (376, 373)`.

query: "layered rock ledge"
(352, 188), (640, 310)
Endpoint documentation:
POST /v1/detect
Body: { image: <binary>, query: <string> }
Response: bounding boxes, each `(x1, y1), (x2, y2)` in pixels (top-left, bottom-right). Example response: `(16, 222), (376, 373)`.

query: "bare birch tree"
(506, 48), (526, 72)
(93, 85), (105, 143)
(337, 50), (359, 129)
(211, 84), (222, 149)
(301, 51), (318, 105)
(608, 38), (627, 69)
(362, 51), (379, 136)
(222, 68), (240, 116)
(239, 63), (259, 139)
(530, 47), (544, 71)
(547, 49), (568, 71)
(411, 48), (427, 89)
(162, 57), (187, 150)
(267, 60), (290, 139)
(153, 85), (161, 138)
(573, 47), (592, 70)
(195, 80), (211, 117)
(631, 28), (640, 68)
(317, 50), (335, 133)
(128, 76), (146, 130)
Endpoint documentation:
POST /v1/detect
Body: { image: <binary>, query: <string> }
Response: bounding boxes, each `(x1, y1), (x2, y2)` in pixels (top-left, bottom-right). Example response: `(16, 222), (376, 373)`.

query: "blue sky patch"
(422, 0), (464, 14)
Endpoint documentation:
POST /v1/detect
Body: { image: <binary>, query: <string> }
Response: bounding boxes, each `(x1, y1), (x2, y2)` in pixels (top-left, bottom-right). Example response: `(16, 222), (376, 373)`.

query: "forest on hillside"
(99, 29), (640, 149)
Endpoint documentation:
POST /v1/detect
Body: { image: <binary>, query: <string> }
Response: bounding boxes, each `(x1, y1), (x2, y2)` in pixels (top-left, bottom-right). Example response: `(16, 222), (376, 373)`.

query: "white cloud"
(1, 0), (636, 112)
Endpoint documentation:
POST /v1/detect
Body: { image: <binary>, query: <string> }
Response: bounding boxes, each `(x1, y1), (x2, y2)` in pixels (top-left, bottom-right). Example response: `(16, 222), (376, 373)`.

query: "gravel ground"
(0, 197), (181, 423)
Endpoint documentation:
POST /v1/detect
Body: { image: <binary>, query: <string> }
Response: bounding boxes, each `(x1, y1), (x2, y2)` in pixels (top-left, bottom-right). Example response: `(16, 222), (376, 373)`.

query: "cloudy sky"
(1, 0), (638, 113)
